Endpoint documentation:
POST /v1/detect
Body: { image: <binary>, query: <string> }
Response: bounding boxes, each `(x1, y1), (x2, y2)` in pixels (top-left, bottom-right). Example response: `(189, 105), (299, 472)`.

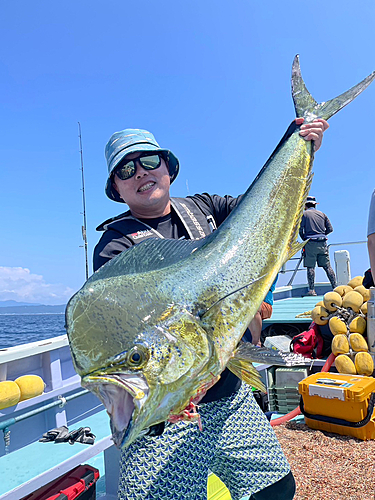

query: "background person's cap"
(104, 128), (179, 203)
(306, 195), (318, 205)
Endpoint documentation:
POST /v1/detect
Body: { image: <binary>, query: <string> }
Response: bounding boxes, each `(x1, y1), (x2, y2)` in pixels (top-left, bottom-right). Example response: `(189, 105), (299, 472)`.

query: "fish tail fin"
(227, 349), (266, 392)
(292, 54), (375, 121)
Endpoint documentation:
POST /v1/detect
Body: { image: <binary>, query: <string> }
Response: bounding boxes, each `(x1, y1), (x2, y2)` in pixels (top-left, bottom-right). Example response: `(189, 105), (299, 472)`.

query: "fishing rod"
(78, 122), (89, 281)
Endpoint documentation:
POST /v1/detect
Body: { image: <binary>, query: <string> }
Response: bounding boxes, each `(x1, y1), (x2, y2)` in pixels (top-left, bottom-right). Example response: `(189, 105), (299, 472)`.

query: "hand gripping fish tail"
(65, 56), (374, 449)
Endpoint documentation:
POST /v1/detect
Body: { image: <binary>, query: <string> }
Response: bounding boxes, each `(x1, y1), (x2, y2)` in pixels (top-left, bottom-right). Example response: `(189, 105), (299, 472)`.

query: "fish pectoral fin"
(235, 341), (309, 367)
(226, 351), (266, 392)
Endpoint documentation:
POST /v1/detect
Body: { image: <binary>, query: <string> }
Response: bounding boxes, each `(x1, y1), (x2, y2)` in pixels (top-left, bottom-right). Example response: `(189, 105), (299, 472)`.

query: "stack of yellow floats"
(0, 375), (45, 410)
(310, 276), (374, 376)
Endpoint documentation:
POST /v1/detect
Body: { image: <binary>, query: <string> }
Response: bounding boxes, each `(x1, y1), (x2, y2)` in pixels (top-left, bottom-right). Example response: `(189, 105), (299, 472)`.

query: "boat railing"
(280, 240), (367, 287)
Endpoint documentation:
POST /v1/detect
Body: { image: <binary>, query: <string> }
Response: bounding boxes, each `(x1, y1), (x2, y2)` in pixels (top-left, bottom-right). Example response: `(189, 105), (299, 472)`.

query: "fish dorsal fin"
(282, 170), (313, 265)
(292, 54), (375, 121)
(283, 240), (306, 266)
(89, 237), (209, 283)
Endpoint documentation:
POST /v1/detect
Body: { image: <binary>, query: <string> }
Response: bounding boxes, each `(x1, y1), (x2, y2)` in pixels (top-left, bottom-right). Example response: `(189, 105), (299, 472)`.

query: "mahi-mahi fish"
(65, 56), (374, 448)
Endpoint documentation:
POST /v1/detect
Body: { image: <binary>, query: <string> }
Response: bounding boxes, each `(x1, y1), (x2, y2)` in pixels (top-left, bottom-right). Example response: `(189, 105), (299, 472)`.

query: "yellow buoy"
(311, 306), (329, 325)
(331, 334), (350, 356)
(334, 285), (353, 297)
(335, 354), (357, 375)
(348, 316), (367, 335)
(0, 381), (21, 410)
(323, 291), (342, 312)
(328, 316), (347, 336)
(353, 285), (371, 302)
(349, 333), (369, 352)
(354, 352), (374, 376)
(347, 276), (363, 288)
(361, 302), (368, 315)
(342, 291), (364, 313)
(15, 375), (45, 402)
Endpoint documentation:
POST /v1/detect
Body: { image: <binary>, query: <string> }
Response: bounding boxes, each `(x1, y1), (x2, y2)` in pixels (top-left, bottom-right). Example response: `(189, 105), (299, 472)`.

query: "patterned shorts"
(118, 384), (291, 500)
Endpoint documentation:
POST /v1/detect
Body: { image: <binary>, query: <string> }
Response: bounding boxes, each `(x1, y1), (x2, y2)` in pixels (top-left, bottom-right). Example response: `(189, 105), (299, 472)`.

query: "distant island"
(0, 300), (66, 314)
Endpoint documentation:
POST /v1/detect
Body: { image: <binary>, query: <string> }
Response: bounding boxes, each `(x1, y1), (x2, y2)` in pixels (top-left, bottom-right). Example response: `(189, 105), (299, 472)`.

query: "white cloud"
(0, 267), (75, 305)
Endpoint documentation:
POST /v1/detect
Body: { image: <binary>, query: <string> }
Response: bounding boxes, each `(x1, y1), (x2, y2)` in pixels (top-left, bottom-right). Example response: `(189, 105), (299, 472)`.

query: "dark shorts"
(303, 239), (330, 268)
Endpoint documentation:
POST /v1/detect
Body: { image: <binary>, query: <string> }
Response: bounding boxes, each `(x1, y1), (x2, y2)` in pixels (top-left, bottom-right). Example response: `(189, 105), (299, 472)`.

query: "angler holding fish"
(66, 56), (374, 500)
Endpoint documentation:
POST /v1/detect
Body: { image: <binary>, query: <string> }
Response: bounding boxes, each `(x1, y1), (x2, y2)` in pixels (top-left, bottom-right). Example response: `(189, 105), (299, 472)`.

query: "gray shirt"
(368, 189), (375, 237)
(299, 208), (333, 241)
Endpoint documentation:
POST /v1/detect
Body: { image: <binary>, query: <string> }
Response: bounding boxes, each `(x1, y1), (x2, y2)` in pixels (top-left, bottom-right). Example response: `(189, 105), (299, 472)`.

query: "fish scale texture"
(118, 385), (290, 500)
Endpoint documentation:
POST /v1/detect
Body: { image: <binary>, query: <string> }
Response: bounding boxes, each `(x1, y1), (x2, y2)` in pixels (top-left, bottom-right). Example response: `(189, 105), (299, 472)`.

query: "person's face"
(112, 152), (171, 218)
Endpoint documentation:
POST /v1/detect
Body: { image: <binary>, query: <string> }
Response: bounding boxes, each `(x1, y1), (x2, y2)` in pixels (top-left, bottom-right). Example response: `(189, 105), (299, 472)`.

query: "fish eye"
(127, 346), (148, 368)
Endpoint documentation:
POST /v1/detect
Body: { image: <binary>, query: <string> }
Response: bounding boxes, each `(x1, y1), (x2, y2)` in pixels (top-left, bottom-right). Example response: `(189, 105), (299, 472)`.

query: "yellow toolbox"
(298, 372), (375, 440)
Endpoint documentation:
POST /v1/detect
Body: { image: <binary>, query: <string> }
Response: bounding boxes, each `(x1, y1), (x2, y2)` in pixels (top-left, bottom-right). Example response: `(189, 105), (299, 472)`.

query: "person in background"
(367, 189), (375, 283)
(299, 196), (337, 296)
(94, 118), (328, 500)
(362, 267), (374, 289)
(243, 277), (278, 346)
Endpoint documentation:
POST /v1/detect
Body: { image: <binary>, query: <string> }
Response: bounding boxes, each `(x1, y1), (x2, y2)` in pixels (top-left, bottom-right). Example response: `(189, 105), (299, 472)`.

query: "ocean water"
(0, 313), (66, 349)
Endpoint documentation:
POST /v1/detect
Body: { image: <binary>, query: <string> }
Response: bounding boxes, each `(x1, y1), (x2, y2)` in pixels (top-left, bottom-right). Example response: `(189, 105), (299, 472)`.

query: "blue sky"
(1, 1), (374, 304)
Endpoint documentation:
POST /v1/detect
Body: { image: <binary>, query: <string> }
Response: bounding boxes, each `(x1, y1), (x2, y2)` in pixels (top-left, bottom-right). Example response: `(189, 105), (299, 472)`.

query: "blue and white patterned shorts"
(118, 384), (290, 500)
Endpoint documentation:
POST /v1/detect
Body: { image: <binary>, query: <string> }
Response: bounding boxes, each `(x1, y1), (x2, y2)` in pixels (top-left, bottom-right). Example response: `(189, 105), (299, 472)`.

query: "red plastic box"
(21, 464), (100, 500)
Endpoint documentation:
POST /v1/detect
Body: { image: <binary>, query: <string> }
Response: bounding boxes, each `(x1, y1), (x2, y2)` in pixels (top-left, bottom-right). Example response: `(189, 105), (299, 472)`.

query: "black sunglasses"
(114, 153), (163, 181)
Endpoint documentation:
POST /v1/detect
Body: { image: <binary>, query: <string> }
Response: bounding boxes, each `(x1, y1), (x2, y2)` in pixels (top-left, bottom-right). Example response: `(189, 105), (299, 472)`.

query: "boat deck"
(0, 410), (115, 499)
(263, 295), (321, 325)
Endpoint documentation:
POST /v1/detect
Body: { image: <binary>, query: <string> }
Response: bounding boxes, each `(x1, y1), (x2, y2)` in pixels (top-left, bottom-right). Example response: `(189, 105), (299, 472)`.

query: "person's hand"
(296, 117), (329, 152)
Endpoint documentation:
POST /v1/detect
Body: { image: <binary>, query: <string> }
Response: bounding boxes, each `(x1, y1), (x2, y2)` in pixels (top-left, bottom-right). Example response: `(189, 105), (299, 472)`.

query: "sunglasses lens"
(139, 154), (161, 170)
(115, 161), (135, 180)
(114, 154), (162, 180)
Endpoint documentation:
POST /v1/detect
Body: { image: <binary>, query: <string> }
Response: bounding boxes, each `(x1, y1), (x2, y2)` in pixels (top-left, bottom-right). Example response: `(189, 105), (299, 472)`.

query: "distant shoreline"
(0, 305), (66, 314)
(0, 312), (65, 316)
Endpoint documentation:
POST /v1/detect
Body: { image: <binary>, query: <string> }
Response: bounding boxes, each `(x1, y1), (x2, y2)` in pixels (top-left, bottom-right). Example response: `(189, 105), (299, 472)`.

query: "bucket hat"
(306, 195), (318, 205)
(104, 128), (179, 202)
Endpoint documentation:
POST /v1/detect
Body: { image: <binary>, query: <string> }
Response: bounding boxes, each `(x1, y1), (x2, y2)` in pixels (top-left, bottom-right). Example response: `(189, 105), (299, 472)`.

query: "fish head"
(65, 279), (212, 448)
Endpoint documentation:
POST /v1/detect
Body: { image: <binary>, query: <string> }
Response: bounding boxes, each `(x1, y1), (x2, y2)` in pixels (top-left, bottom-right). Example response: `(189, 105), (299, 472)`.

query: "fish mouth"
(82, 372), (150, 448)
